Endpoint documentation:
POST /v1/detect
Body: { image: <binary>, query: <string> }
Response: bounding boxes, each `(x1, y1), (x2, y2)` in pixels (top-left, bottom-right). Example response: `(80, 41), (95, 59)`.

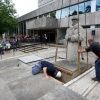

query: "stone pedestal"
(67, 42), (78, 64)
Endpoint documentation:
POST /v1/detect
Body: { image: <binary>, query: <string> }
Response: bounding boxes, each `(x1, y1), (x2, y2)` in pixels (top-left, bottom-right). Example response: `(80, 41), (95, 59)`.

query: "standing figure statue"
(65, 18), (85, 64)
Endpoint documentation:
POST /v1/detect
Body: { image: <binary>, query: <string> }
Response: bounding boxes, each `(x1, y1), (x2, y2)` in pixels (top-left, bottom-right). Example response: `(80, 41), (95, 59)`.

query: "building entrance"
(34, 30), (56, 43)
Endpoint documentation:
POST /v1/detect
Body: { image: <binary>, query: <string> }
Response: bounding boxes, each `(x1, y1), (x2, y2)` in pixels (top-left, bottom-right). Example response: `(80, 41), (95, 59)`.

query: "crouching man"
(32, 60), (62, 80)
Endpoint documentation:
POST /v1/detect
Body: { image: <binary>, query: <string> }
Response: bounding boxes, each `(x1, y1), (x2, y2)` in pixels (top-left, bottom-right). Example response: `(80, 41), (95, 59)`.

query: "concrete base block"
(38, 86), (87, 100)
(18, 55), (43, 63)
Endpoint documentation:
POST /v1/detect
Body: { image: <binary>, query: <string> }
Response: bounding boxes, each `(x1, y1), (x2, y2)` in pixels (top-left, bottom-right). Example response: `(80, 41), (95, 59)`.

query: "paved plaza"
(0, 45), (98, 100)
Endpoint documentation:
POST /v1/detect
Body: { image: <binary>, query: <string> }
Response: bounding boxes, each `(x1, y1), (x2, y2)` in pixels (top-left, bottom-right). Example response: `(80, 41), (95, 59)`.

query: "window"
(50, 11), (56, 18)
(85, 1), (91, 13)
(79, 3), (84, 14)
(96, 0), (100, 11)
(56, 10), (61, 19)
(95, 25), (100, 28)
(39, 15), (43, 18)
(69, 5), (78, 16)
(61, 7), (69, 18)
(52, 0), (92, 19)
(44, 13), (50, 17)
(83, 25), (90, 28)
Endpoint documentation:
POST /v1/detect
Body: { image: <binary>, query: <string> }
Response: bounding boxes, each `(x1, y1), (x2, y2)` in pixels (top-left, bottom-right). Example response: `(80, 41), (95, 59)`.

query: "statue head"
(72, 17), (79, 26)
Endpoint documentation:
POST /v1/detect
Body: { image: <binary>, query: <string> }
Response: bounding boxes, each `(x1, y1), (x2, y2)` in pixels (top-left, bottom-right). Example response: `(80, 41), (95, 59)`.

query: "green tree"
(72, 10), (77, 16)
(0, 0), (18, 35)
(50, 11), (56, 18)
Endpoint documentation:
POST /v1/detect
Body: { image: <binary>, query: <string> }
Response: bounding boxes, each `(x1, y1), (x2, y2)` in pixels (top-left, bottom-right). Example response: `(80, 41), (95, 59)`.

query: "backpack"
(32, 62), (42, 75)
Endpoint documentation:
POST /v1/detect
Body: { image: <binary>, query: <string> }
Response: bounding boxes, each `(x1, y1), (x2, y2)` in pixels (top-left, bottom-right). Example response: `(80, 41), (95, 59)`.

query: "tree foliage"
(0, 0), (18, 34)
(50, 11), (56, 18)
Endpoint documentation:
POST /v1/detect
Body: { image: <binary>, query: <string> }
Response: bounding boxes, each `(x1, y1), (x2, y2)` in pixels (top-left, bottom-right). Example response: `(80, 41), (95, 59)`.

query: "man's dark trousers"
(95, 59), (100, 79)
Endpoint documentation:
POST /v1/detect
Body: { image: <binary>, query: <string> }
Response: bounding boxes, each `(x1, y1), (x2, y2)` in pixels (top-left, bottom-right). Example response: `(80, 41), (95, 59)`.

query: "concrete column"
(18, 24), (20, 37)
(26, 29), (28, 36)
(91, 0), (96, 12)
(56, 28), (60, 43)
(23, 22), (25, 36)
(26, 21), (28, 35)
(33, 29), (35, 36)
(19, 22), (21, 36)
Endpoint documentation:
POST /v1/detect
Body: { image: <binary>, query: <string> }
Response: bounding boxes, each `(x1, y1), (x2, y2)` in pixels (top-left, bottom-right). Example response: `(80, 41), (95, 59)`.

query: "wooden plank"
(55, 66), (73, 75)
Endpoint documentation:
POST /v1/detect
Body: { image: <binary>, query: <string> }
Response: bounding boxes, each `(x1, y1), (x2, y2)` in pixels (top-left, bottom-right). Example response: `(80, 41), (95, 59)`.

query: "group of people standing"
(19, 34), (48, 44)
(0, 38), (19, 54)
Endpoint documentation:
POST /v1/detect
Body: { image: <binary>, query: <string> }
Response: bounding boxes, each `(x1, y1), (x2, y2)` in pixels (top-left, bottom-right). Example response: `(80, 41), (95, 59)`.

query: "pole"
(84, 0), (88, 69)
(77, 0), (81, 75)
(55, 0), (63, 62)
(55, 29), (59, 62)
(66, 0), (71, 60)
(66, 40), (68, 60)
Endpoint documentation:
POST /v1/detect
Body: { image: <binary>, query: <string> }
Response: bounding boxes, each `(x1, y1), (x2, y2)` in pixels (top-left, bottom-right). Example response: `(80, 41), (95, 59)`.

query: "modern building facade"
(18, 0), (100, 43)
(38, 0), (56, 8)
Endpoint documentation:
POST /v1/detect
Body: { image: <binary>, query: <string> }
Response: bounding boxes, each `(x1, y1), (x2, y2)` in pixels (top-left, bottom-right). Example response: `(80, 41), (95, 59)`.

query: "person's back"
(41, 61), (54, 67)
(32, 60), (62, 80)
(41, 61), (57, 77)
(86, 42), (100, 57)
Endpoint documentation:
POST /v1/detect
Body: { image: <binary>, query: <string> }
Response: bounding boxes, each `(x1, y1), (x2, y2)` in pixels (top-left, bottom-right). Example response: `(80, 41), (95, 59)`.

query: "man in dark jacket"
(78, 39), (100, 81)
(41, 61), (62, 80)
(32, 60), (62, 80)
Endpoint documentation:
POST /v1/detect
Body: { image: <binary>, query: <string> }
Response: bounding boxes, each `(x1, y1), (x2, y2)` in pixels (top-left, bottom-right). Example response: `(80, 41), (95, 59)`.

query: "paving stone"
(0, 84), (17, 100)
(8, 74), (61, 100)
(0, 66), (31, 83)
(35, 52), (55, 59)
(0, 77), (6, 86)
(0, 59), (20, 70)
(18, 55), (43, 63)
(38, 86), (87, 100)
(58, 52), (66, 59)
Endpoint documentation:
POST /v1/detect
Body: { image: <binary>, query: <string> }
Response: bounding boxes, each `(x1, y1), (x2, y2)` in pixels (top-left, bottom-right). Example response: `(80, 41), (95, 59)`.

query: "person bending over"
(32, 60), (62, 80)
(78, 39), (100, 82)
(41, 61), (62, 80)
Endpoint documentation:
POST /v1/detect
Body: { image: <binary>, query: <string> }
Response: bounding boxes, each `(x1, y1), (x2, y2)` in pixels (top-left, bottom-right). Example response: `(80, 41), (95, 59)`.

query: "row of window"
(28, 0), (100, 21)
(56, 1), (91, 19)
(82, 25), (100, 28)
(39, 1), (91, 19)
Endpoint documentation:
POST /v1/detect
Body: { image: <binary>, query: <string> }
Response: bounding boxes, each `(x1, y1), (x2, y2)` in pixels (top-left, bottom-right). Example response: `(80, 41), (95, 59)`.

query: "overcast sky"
(12, 0), (38, 17)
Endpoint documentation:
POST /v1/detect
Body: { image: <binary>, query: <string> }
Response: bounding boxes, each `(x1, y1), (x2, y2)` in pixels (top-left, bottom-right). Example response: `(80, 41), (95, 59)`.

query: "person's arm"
(78, 49), (86, 53)
(95, 55), (99, 60)
(43, 67), (50, 80)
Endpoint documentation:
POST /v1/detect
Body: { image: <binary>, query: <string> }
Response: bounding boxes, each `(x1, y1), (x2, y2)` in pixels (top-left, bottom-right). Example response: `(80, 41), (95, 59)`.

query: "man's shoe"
(92, 77), (100, 81)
